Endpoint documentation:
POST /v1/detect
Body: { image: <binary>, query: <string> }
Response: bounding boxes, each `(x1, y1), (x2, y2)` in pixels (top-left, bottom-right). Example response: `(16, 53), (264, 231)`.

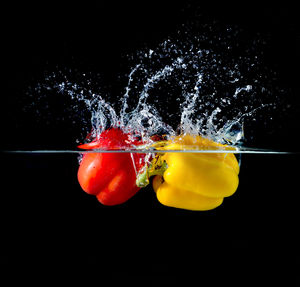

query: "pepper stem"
(136, 155), (168, 187)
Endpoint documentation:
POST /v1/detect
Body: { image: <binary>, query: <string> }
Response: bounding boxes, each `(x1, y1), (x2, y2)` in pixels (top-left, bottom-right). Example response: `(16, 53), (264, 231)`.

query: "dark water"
(1, 152), (299, 284)
(1, 1), (300, 285)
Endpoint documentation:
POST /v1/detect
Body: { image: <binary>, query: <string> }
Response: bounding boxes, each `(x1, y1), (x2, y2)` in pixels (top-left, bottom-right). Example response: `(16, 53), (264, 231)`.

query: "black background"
(1, 1), (300, 285)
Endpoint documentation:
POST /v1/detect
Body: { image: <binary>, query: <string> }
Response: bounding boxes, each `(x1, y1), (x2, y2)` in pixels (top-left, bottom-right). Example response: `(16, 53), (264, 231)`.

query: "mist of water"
(22, 24), (284, 152)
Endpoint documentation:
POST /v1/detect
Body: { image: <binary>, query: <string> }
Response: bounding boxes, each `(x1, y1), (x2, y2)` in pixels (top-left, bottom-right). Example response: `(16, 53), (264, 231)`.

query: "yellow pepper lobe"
(151, 134), (240, 210)
(153, 175), (224, 211)
(163, 152), (239, 198)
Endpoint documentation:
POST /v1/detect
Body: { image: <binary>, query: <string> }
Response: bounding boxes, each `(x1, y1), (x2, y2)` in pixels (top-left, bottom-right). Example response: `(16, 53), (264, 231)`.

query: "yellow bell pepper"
(137, 134), (240, 211)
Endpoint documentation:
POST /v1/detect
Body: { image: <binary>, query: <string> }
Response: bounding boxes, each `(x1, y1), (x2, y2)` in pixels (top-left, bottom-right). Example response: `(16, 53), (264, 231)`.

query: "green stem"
(136, 156), (168, 187)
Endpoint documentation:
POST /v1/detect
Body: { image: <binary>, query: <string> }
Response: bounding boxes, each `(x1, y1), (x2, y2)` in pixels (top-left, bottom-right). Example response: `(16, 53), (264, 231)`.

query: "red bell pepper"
(77, 128), (146, 206)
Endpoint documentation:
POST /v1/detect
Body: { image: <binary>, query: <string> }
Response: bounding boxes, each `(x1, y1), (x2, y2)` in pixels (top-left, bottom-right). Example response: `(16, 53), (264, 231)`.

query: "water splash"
(23, 25), (282, 150)
(54, 81), (118, 141)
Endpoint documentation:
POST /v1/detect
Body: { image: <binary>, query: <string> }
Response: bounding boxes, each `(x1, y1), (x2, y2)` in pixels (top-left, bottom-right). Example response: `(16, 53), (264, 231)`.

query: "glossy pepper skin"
(77, 128), (145, 206)
(152, 134), (240, 211)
